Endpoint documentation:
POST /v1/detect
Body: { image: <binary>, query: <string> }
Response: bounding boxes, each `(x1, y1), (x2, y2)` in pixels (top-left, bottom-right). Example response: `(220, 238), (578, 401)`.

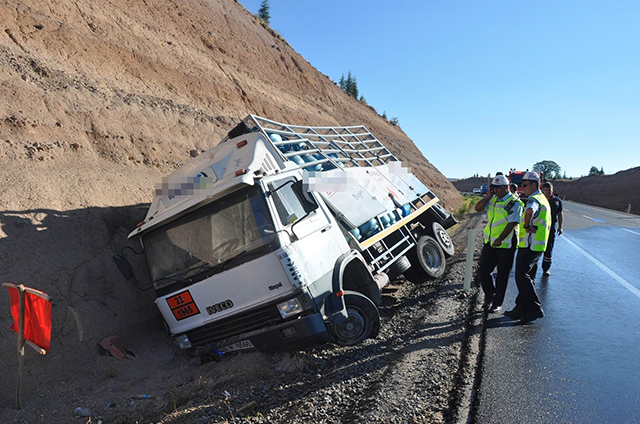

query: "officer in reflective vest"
(505, 171), (551, 323)
(474, 174), (523, 312)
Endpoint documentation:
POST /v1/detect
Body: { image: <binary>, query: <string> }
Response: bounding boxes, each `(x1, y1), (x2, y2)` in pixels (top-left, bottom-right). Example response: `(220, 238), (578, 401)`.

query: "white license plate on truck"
(218, 340), (254, 353)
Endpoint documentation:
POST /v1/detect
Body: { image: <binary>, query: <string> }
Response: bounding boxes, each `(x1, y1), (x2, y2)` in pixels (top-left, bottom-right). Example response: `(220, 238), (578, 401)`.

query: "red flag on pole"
(7, 286), (52, 351)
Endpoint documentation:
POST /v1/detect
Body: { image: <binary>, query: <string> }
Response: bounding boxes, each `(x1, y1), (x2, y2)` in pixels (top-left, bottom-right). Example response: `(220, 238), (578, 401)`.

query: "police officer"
(509, 183), (519, 198)
(542, 181), (563, 276)
(474, 174), (524, 312)
(505, 171), (551, 323)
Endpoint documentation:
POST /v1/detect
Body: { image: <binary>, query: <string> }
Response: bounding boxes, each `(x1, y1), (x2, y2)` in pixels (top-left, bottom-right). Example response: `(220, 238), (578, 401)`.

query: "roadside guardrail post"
(463, 229), (475, 291)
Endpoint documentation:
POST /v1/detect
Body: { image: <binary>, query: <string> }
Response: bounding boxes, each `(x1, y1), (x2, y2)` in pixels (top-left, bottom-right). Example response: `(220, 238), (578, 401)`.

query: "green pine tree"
(350, 75), (359, 99)
(339, 74), (346, 91)
(258, 0), (270, 24)
(345, 71), (354, 97)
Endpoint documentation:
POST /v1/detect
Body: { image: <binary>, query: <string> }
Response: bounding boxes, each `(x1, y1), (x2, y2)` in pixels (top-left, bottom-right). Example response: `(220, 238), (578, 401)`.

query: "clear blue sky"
(239, 1), (640, 179)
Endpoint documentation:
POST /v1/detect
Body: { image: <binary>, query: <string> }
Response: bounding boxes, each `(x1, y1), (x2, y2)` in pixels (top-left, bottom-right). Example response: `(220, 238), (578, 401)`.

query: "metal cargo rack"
(244, 115), (398, 170)
(243, 114), (434, 217)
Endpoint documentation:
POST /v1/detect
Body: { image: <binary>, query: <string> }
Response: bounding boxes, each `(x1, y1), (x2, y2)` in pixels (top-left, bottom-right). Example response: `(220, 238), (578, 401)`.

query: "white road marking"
(582, 215), (606, 223)
(562, 236), (640, 300)
(622, 228), (640, 236)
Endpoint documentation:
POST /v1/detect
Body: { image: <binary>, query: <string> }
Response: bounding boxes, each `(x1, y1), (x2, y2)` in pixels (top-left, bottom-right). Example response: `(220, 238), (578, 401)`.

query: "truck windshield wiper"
(193, 250), (248, 278)
(154, 247), (266, 287)
(153, 260), (212, 284)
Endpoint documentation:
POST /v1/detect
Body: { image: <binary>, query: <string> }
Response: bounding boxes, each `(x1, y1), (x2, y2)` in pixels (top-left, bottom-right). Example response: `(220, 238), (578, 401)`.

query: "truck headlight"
(175, 334), (192, 349)
(277, 298), (303, 319)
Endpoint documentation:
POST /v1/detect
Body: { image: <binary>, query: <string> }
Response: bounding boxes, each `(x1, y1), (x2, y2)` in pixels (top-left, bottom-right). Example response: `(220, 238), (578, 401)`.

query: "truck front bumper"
(193, 312), (328, 357)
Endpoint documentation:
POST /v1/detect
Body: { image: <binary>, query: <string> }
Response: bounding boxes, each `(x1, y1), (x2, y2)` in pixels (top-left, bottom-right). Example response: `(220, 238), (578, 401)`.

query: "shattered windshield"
(143, 185), (277, 282)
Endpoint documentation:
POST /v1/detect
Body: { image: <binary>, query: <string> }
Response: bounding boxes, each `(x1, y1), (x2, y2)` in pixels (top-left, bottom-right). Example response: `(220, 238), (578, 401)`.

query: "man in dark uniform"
(542, 182), (563, 276)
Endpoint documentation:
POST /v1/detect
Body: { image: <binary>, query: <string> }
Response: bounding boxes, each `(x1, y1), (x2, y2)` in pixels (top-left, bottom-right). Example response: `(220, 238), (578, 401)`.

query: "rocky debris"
(0, 217), (486, 424)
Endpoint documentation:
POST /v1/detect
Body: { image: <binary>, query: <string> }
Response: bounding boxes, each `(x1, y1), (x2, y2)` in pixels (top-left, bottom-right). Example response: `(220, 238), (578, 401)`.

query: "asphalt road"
(471, 201), (640, 424)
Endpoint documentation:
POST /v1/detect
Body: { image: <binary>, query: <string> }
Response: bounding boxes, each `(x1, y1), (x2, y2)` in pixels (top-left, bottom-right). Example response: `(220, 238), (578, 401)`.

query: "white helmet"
(522, 171), (540, 182)
(490, 175), (509, 187)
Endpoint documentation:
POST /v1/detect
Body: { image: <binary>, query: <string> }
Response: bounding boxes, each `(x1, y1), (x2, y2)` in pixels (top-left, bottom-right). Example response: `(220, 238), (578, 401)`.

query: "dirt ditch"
(1, 214), (488, 424)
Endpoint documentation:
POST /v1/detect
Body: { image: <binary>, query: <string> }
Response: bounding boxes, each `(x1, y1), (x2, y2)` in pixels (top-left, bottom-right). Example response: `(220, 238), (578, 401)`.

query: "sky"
(239, 1), (640, 179)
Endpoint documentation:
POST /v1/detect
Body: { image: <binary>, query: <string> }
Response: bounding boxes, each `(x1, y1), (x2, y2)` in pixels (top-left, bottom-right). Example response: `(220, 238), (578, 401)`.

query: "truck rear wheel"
(386, 255), (411, 281)
(429, 222), (455, 257)
(329, 291), (380, 346)
(406, 235), (446, 281)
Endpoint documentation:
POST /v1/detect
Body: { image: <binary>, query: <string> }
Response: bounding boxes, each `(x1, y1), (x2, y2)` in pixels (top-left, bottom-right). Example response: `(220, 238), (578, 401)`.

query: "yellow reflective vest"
(518, 191), (551, 251)
(483, 192), (523, 249)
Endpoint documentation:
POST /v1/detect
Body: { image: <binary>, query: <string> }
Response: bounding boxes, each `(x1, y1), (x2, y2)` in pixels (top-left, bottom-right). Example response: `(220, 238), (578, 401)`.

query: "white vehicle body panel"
(129, 133), (279, 238)
(156, 251), (292, 335)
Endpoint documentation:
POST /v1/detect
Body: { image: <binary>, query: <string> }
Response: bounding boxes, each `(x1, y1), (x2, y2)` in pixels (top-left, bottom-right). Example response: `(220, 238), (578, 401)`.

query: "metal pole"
(463, 229), (476, 291)
(628, 204), (631, 214)
(16, 285), (25, 410)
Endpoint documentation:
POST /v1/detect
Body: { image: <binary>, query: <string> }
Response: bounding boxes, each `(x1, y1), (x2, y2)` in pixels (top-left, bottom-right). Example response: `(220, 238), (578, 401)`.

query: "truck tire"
(386, 255), (412, 281)
(405, 235), (446, 281)
(429, 222), (455, 258)
(329, 291), (380, 346)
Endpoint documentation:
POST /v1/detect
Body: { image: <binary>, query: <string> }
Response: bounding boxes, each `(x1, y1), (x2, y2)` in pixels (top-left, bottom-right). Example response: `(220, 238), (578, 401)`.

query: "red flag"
(8, 286), (52, 351)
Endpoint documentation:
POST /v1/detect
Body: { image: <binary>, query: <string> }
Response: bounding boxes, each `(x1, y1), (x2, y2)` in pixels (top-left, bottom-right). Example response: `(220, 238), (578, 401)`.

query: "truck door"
(265, 177), (347, 292)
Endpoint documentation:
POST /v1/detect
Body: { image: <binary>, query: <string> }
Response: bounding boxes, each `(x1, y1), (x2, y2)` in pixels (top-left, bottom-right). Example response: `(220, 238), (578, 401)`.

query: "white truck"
(114, 115), (456, 359)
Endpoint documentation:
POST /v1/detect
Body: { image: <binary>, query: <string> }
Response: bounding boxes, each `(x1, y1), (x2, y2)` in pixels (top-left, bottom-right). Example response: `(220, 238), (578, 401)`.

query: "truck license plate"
(218, 340), (254, 353)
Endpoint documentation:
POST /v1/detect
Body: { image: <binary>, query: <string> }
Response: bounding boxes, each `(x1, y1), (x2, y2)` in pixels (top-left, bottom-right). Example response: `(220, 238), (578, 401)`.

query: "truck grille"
(186, 302), (283, 346)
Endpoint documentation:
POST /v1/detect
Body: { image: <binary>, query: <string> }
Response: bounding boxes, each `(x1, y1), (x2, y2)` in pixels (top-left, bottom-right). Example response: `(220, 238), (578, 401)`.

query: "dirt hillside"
(0, 0), (462, 402)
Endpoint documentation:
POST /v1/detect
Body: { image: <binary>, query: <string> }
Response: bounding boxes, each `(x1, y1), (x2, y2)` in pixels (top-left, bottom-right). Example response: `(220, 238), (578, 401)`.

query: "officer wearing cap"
(509, 183), (519, 198)
(541, 181), (563, 276)
(474, 174), (524, 312)
(505, 171), (551, 323)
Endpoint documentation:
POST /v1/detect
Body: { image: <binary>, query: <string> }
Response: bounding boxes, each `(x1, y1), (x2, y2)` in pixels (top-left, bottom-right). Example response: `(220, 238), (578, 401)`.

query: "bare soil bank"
(0, 0), (462, 403)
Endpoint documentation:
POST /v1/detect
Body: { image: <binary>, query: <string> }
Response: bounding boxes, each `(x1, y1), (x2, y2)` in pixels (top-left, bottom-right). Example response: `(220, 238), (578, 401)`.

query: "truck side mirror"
(112, 251), (136, 281)
(293, 180), (318, 212)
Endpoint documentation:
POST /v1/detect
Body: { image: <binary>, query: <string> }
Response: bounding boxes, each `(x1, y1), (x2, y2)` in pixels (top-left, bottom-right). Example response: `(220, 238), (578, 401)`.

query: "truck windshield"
(143, 185), (276, 282)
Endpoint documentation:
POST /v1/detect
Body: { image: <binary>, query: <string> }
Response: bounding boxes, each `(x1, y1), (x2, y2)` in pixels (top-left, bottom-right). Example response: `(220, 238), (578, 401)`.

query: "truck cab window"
(269, 179), (313, 227)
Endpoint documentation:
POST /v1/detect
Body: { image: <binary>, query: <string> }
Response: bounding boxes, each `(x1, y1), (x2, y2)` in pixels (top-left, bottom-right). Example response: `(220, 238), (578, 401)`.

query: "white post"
(463, 229), (476, 291)
(628, 204), (631, 214)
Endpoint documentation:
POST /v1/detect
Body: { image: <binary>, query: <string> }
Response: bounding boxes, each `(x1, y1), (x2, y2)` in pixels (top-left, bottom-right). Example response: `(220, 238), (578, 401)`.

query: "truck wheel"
(386, 255), (411, 281)
(329, 291), (380, 346)
(429, 222), (455, 257)
(406, 235), (446, 281)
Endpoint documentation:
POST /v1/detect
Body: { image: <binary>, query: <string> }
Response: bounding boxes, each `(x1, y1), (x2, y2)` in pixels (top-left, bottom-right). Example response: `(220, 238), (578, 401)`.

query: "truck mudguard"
(324, 250), (379, 325)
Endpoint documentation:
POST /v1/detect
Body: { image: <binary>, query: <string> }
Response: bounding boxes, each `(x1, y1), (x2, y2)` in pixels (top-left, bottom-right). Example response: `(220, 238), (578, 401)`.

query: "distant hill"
(552, 167), (640, 214)
(453, 167), (640, 215)
(451, 177), (492, 193)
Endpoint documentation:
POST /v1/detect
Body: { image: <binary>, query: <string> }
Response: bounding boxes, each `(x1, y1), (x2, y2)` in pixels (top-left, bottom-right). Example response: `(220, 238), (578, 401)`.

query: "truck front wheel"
(406, 235), (446, 281)
(329, 291), (380, 346)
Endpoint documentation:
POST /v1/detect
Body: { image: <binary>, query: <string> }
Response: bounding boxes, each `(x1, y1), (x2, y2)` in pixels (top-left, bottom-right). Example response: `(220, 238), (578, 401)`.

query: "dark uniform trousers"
(478, 242), (517, 307)
(514, 247), (543, 313)
(542, 230), (556, 272)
